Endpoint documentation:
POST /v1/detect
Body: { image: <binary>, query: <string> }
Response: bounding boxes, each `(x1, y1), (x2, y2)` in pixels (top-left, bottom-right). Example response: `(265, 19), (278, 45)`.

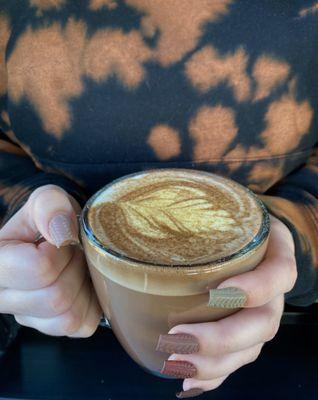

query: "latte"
(81, 169), (269, 375)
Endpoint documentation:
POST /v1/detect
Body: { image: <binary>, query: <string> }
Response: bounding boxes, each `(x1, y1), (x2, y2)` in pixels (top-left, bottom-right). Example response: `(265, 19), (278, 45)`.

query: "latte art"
(115, 185), (238, 238)
(88, 170), (263, 265)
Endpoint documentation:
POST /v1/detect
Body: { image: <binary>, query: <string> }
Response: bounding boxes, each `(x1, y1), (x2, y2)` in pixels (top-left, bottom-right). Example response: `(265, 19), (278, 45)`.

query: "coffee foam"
(88, 169), (264, 265)
(84, 233), (268, 295)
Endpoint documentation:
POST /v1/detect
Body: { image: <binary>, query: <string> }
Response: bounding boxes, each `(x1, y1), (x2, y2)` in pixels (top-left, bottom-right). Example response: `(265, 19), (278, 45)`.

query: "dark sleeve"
(260, 146), (318, 306)
(0, 130), (87, 225)
(0, 314), (20, 358)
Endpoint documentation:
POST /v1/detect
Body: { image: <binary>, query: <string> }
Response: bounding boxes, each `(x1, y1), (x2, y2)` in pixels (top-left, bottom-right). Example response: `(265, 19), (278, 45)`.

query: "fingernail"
(156, 334), (199, 354)
(48, 214), (78, 247)
(208, 287), (247, 308)
(161, 360), (197, 379)
(176, 388), (204, 398)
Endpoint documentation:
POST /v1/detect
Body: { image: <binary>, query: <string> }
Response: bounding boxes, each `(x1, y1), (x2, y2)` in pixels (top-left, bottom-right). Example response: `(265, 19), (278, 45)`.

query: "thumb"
(0, 185), (80, 247)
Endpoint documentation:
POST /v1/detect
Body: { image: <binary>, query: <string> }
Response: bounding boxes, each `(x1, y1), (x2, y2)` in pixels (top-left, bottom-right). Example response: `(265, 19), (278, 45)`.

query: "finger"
(177, 376), (228, 398)
(169, 295), (284, 356)
(167, 343), (263, 381)
(69, 290), (102, 338)
(0, 240), (74, 290)
(0, 185), (79, 247)
(15, 278), (92, 336)
(0, 248), (86, 316)
(212, 216), (297, 308)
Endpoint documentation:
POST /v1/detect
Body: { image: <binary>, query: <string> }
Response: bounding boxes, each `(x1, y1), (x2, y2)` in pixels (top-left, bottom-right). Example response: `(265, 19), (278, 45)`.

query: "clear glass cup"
(80, 169), (270, 377)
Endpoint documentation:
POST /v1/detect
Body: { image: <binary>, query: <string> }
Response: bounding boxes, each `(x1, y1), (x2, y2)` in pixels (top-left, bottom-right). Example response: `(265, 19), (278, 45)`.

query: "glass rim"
(80, 168), (270, 269)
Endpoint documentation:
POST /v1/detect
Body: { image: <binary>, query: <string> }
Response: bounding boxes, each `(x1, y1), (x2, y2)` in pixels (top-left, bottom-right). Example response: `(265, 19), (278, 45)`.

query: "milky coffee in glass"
(80, 169), (269, 376)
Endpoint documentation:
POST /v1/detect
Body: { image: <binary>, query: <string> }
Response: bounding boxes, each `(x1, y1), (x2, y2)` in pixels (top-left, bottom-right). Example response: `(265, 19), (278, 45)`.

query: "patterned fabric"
(0, 0), (318, 349)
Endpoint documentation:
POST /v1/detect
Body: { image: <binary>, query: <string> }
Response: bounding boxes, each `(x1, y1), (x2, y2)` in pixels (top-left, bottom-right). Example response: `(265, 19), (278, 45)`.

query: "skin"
(0, 185), (297, 393)
(0, 185), (102, 337)
(168, 215), (297, 394)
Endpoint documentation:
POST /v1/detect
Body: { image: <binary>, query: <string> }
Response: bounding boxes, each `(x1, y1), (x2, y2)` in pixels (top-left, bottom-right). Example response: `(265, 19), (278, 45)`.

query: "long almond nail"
(208, 287), (247, 308)
(161, 360), (196, 379)
(156, 334), (199, 354)
(49, 214), (78, 248)
(176, 388), (204, 398)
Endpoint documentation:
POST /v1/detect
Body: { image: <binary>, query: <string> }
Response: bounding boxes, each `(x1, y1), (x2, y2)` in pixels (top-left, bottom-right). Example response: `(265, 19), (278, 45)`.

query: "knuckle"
(214, 323), (234, 354)
(36, 253), (58, 288)
(47, 284), (73, 316)
(281, 254), (296, 270)
(79, 324), (98, 338)
(286, 260), (298, 292)
(62, 310), (82, 335)
(265, 321), (280, 342)
(251, 285), (270, 307)
(260, 304), (281, 342)
(250, 347), (262, 363)
(272, 217), (289, 235)
(250, 353), (259, 363)
(18, 245), (45, 286)
(209, 376), (227, 390)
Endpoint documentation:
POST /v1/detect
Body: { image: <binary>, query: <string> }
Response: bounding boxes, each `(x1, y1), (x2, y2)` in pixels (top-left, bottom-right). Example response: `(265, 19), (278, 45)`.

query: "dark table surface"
(1, 305), (318, 400)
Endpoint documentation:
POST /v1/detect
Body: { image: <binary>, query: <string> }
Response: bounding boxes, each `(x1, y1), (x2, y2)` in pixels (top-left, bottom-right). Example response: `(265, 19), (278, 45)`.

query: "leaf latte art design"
(117, 185), (237, 239)
(89, 179), (261, 265)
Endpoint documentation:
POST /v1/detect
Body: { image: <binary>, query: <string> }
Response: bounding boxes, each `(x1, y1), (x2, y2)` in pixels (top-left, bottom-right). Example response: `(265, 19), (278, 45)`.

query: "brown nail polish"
(176, 388), (204, 398)
(156, 334), (199, 354)
(161, 360), (197, 379)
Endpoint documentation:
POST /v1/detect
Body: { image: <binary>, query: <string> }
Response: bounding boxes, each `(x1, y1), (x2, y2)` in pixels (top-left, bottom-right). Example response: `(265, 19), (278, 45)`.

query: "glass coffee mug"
(79, 169), (270, 377)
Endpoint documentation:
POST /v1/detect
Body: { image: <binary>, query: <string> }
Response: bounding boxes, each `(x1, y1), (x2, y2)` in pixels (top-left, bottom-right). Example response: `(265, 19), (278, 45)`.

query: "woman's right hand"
(0, 185), (102, 337)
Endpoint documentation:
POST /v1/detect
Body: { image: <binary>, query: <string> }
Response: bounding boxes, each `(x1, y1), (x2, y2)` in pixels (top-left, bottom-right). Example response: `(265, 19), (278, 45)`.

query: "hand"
(158, 215), (297, 398)
(0, 185), (102, 337)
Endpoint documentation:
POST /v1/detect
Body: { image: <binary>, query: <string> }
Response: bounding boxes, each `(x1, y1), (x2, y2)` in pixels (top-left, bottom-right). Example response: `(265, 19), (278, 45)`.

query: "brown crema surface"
(88, 171), (263, 265)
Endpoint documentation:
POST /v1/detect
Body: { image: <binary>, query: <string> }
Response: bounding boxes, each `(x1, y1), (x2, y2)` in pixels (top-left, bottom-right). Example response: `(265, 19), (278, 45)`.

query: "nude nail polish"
(49, 214), (78, 247)
(208, 287), (247, 308)
(156, 333), (199, 354)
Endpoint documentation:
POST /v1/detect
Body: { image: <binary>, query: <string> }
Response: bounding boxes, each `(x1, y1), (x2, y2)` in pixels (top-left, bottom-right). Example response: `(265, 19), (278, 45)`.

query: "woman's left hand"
(157, 215), (297, 398)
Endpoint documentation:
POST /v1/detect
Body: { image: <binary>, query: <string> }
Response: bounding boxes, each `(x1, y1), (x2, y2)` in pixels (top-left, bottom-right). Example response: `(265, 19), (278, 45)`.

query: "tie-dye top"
(0, 0), (318, 310)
